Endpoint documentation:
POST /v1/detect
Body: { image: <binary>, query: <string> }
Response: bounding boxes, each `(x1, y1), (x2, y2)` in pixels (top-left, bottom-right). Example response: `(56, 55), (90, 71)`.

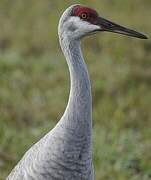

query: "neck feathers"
(59, 36), (92, 135)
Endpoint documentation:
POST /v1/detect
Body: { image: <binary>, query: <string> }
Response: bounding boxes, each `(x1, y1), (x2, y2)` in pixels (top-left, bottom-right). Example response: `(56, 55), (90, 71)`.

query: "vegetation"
(0, 0), (150, 179)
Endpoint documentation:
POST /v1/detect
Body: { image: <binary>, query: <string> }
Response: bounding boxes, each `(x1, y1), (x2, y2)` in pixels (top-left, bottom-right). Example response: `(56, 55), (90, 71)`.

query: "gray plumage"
(7, 4), (147, 180)
(7, 5), (94, 180)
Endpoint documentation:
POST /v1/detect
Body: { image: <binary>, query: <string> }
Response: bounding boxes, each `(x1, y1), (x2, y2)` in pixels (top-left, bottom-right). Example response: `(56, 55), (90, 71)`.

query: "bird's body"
(7, 4), (147, 180)
(7, 5), (93, 180)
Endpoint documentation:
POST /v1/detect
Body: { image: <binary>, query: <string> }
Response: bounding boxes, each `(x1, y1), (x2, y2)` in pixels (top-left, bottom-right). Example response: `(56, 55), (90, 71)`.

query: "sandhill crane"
(7, 4), (147, 180)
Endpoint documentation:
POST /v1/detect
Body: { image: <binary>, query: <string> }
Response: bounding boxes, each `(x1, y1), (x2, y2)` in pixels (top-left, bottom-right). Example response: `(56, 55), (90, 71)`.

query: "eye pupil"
(81, 13), (87, 19)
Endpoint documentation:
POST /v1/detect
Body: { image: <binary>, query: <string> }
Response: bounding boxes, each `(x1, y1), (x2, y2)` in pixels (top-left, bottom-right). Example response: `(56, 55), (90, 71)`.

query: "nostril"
(106, 22), (114, 28)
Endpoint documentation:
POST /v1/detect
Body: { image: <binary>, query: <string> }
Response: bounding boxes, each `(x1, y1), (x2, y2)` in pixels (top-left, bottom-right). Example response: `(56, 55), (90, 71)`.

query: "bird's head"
(58, 4), (147, 41)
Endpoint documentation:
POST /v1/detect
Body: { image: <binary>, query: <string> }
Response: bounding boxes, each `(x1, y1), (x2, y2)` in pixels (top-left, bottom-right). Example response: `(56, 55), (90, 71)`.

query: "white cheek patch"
(64, 17), (80, 33)
(68, 16), (81, 25)
(68, 17), (100, 33)
(68, 23), (78, 32)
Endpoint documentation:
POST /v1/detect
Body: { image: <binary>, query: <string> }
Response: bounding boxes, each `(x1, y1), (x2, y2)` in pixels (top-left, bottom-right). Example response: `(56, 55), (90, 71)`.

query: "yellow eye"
(81, 13), (88, 19)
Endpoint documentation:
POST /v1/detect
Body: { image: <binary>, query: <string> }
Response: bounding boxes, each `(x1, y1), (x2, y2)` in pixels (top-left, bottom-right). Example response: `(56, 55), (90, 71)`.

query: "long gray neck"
(59, 37), (92, 136)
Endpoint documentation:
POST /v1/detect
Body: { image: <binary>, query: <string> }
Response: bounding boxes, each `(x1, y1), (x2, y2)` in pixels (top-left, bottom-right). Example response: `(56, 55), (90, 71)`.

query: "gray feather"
(7, 5), (94, 180)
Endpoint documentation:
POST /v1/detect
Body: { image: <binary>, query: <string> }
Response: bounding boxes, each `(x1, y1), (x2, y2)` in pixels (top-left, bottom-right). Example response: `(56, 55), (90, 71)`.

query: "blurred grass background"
(0, 0), (151, 179)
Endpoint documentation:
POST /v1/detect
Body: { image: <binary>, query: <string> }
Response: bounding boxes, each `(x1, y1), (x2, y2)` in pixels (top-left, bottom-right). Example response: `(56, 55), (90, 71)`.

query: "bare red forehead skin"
(72, 5), (98, 16)
(72, 5), (98, 24)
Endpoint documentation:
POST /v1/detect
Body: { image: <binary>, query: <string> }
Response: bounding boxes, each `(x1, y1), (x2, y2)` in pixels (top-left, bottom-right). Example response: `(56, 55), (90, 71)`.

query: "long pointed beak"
(96, 16), (148, 39)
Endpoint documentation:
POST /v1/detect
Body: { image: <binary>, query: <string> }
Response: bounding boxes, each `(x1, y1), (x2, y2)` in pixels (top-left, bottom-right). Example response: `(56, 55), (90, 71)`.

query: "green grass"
(0, 0), (151, 179)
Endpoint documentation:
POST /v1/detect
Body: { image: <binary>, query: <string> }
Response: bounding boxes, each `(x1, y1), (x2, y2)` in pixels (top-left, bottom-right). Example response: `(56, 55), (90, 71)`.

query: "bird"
(7, 4), (147, 180)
